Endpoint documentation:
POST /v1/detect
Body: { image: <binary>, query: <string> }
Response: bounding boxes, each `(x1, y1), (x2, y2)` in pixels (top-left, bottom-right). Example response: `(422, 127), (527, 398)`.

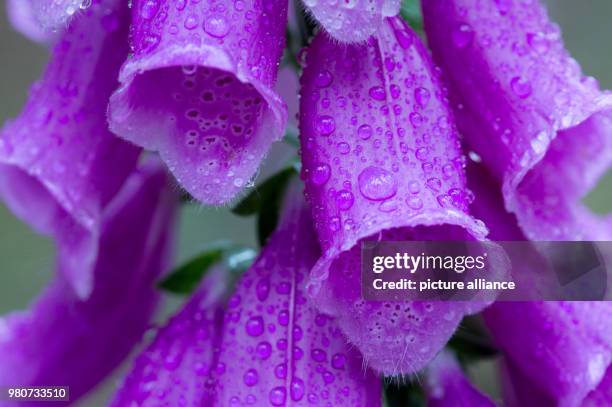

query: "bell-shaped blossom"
(15, 0), (88, 34)
(0, 0), (139, 297)
(108, 0), (288, 205)
(303, 0), (401, 43)
(211, 184), (380, 406)
(299, 17), (491, 375)
(423, 0), (612, 240)
(425, 351), (496, 407)
(466, 160), (612, 407)
(111, 184), (381, 405)
(0, 161), (176, 405)
(6, 0), (50, 43)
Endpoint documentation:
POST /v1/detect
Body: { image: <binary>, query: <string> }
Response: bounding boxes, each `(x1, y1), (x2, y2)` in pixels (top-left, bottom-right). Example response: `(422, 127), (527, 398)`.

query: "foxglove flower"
(108, 0), (288, 205)
(466, 160), (612, 407)
(0, 0), (139, 297)
(299, 17), (490, 375)
(0, 161), (176, 404)
(6, 0), (50, 43)
(423, 0), (612, 240)
(112, 183), (381, 405)
(425, 351), (496, 407)
(27, 0), (89, 31)
(302, 0), (401, 43)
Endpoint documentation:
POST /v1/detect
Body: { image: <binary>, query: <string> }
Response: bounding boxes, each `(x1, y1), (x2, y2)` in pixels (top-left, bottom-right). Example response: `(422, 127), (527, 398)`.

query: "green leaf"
(401, 0), (424, 32)
(384, 378), (425, 407)
(158, 247), (226, 294)
(231, 166), (297, 217)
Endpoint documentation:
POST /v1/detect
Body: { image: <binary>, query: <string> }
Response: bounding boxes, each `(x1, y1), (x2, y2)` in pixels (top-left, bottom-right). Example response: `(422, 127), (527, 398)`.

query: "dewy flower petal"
(28, 0), (87, 31)
(425, 350), (496, 407)
(108, 0), (288, 205)
(299, 17), (490, 375)
(211, 183), (381, 405)
(110, 266), (228, 406)
(0, 0), (139, 297)
(466, 160), (612, 407)
(6, 0), (51, 43)
(0, 161), (176, 404)
(423, 0), (612, 240)
(303, 0), (401, 43)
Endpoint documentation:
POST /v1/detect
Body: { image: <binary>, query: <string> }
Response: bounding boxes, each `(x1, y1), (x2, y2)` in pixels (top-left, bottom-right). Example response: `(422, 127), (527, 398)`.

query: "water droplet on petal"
(358, 166), (398, 201)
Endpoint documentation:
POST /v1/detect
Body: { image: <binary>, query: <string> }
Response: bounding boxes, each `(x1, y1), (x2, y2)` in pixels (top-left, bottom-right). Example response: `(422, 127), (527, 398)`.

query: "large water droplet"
(315, 115), (336, 136)
(204, 16), (230, 38)
(452, 23), (474, 48)
(246, 316), (264, 337)
(269, 387), (287, 406)
(510, 76), (532, 98)
(311, 163), (331, 185)
(358, 166), (398, 201)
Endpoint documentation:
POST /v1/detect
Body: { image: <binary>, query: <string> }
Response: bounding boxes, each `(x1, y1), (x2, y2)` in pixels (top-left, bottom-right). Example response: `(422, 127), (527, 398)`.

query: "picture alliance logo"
(371, 252), (489, 274)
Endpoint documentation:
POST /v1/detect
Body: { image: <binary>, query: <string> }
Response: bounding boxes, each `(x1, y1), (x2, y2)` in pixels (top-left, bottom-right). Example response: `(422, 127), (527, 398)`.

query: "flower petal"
(110, 266), (228, 406)
(425, 351), (496, 407)
(299, 17), (489, 375)
(0, 0), (139, 297)
(484, 302), (612, 407)
(108, 0), (288, 205)
(211, 183), (381, 405)
(28, 0), (88, 30)
(0, 161), (176, 404)
(423, 0), (612, 240)
(303, 0), (401, 43)
(6, 0), (51, 43)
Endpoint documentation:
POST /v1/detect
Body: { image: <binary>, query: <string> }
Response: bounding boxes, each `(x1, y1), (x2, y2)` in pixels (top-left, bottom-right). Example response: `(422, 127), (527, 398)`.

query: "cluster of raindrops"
(300, 17), (476, 249)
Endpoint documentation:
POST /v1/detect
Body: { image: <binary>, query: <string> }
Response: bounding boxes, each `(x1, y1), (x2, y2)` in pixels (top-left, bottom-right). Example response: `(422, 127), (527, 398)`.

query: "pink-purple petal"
(423, 0), (612, 240)
(29, 0), (87, 30)
(0, 0), (139, 297)
(6, 0), (51, 43)
(108, 0), (288, 205)
(110, 266), (228, 407)
(425, 351), (496, 407)
(299, 17), (488, 375)
(0, 161), (176, 405)
(303, 0), (400, 43)
(212, 186), (381, 406)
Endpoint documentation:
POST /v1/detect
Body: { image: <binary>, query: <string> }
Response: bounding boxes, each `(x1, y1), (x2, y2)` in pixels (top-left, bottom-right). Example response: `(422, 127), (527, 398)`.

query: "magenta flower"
(0, 160), (176, 404)
(467, 160), (612, 406)
(0, 0), (139, 297)
(425, 351), (495, 407)
(298, 16), (490, 375)
(423, 0), (612, 240)
(107, 0), (289, 205)
(303, 0), (401, 43)
(111, 185), (380, 405)
(6, 0), (50, 43)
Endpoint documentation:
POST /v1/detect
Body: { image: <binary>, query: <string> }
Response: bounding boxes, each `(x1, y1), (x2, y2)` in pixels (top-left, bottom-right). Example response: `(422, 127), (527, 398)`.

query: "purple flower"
(467, 160), (612, 407)
(299, 17), (490, 375)
(0, 160), (176, 405)
(107, 0), (288, 205)
(425, 351), (495, 407)
(111, 184), (381, 405)
(24, 0), (88, 31)
(0, 0), (139, 298)
(423, 0), (612, 240)
(303, 0), (401, 43)
(6, 0), (51, 43)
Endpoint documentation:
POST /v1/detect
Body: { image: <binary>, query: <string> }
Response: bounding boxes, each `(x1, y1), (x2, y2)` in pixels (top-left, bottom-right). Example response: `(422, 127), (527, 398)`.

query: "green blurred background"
(0, 1), (610, 405)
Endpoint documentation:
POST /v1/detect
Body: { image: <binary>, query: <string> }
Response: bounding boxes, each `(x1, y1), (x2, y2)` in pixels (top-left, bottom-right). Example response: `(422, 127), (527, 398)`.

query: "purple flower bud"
(28, 0), (89, 31)
(0, 161), (176, 404)
(304, 0), (400, 43)
(6, 0), (50, 43)
(423, 0), (612, 240)
(211, 184), (380, 405)
(112, 183), (381, 405)
(299, 17), (489, 375)
(108, 0), (288, 205)
(0, 0), (139, 298)
(425, 351), (496, 407)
